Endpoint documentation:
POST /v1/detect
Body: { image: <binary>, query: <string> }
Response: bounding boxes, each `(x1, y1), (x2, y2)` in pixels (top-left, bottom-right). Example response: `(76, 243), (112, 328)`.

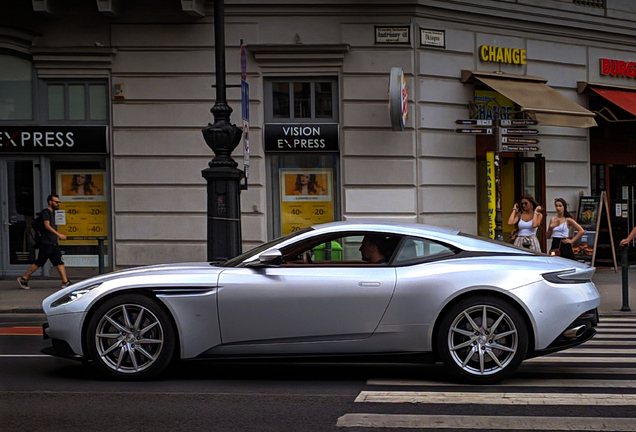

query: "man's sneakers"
(17, 277), (29, 290)
(61, 279), (72, 288)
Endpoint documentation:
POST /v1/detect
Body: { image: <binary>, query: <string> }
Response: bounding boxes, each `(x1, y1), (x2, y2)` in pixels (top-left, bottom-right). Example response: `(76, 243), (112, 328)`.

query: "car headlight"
(51, 283), (102, 308)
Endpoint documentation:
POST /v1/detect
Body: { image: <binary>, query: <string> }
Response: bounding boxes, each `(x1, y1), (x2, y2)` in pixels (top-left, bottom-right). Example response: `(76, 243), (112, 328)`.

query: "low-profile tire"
(436, 295), (528, 384)
(85, 294), (176, 380)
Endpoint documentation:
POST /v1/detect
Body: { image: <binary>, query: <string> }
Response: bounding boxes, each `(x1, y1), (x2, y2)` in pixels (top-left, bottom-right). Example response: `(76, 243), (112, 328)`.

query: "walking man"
(17, 194), (71, 289)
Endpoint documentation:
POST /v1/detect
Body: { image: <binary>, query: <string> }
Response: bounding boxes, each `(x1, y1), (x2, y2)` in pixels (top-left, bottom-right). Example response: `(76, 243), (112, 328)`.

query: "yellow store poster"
(56, 170), (108, 245)
(474, 90), (514, 121)
(280, 169), (333, 235)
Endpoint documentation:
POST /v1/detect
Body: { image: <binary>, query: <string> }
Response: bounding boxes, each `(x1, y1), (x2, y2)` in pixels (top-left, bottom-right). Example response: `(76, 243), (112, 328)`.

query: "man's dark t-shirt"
(40, 208), (58, 245)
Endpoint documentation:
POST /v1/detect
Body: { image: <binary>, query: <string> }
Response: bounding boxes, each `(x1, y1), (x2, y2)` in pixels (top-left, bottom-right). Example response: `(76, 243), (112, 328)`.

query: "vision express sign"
(264, 123), (339, 152)
(0, 126), (108, 154)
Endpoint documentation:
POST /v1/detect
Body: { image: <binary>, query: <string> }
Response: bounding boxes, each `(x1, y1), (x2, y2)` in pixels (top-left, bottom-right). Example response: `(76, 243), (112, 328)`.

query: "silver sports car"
(42, 222), (600, 384)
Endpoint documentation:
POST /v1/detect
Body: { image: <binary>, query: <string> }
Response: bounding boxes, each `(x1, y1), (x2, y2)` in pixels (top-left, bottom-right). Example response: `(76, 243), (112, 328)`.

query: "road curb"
(0, 307), (44, 314)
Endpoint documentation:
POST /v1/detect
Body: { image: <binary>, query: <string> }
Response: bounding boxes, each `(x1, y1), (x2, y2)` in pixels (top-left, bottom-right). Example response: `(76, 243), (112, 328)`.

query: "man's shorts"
(34, 243), (64, 267)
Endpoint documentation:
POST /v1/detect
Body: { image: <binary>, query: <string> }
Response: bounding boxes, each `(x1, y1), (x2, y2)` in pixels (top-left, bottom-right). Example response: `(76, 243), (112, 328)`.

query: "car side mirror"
(251, 249), (283, 266)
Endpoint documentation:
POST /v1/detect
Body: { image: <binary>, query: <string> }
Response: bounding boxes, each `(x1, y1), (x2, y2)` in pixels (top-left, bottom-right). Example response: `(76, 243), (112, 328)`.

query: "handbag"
(521, 235), (532, 249)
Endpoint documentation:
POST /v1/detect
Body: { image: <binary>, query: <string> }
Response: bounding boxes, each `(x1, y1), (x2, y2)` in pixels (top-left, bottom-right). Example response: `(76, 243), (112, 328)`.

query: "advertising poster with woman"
(280, 169), (333, 235)
(56, 170), (107, 245)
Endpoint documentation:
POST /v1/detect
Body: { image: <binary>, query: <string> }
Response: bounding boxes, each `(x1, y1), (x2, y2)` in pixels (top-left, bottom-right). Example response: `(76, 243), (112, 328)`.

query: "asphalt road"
(2, 314), (636, 432)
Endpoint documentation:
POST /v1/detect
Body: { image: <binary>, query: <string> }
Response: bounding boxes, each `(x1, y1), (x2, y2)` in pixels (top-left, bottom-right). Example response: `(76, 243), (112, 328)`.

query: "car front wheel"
(437, 296), (528, 384)
(85, 294), (176, 380)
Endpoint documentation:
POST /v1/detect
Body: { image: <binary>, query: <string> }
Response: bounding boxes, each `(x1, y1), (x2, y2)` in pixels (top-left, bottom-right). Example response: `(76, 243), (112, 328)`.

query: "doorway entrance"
(478, 154), (546, 250)
(0, 156), (45, 276)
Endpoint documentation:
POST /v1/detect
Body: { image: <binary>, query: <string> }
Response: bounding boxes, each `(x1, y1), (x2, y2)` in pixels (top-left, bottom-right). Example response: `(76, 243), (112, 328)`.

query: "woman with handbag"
(507, 194), (543, 252)
(546, 198), (586, 260)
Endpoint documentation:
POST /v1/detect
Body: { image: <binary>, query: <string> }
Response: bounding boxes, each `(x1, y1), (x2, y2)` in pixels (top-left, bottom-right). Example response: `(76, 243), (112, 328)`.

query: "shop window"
(46, 81), (108, 122)
(265, 78), (338, 122)
(265, 77), (340, 239)
(268, 153), (340, 239)
(0, 54), (33, 120)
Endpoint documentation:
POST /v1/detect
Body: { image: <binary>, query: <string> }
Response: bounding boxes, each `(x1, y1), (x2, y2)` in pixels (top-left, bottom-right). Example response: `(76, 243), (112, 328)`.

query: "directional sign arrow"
(455, 119), (493, 126)
(455, 128), (493, 134)
(502, 145), (540, 152)
(500, 119), (539, 126)
(501, 128), (539, 135)
(502, 137), (540, 144)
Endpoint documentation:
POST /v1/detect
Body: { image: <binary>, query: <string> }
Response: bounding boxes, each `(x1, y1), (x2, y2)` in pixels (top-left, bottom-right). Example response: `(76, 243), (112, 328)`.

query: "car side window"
(394, 237), (456, 265)
(281, 232), (402, 265)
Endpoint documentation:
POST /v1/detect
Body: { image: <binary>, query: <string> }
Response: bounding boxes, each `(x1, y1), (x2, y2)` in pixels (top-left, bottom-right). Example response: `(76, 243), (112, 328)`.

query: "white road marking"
(526, 357), (636, 363)
(366, 378), (636, 387)
(582, 340), (636, 345)
(0, 355), (49, 358)
(336, 413), (636, 430)
(517, 366), (636, 374)
(596, 328), (636, 333)
(562, 348), (636, 354)
(591, 334), (636, 338)
(354, 390), (636, 405)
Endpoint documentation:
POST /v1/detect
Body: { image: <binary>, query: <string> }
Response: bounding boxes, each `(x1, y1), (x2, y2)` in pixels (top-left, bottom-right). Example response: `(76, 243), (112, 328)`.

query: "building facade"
(2, 0), (636, 275)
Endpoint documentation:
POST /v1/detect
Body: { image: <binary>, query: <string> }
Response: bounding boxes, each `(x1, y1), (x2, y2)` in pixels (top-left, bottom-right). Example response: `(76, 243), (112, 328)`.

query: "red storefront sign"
(600, 58), (636, 78)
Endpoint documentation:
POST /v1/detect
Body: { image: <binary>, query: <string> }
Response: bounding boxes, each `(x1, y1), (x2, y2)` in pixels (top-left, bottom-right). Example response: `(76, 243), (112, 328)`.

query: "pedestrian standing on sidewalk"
(620, 226), (636, 247)
(507, 194), (543, 252)
(17, 194), (71, 290)
(547, 198), (586, 260)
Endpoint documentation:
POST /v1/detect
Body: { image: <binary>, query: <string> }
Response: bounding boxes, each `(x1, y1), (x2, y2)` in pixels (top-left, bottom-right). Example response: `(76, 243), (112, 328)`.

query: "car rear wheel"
(85, 294), (176, 380)
(437, 296), (528, 384)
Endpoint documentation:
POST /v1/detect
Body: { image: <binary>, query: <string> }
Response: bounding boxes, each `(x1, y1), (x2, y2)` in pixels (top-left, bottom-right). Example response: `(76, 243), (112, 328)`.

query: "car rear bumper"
(529, 308), (599, 358)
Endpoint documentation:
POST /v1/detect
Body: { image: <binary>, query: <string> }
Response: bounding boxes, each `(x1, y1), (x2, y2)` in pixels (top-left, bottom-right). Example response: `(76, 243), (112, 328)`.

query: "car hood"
(43, 262), (224, 312)
(71, 262), (223, 288)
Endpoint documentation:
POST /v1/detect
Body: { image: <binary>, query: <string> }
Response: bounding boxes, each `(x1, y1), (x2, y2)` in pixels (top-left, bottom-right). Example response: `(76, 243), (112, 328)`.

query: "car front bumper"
(41, 312), (86, 360)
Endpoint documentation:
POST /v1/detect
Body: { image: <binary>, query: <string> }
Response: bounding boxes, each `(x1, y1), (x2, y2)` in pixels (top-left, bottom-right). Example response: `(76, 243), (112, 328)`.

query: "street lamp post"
(201, 0), (244, 261)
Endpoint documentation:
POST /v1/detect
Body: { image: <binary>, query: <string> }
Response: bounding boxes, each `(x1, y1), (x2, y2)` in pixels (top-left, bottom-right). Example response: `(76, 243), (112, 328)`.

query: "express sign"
(600, 58), (636, 78)
(0, 126), (108, 154)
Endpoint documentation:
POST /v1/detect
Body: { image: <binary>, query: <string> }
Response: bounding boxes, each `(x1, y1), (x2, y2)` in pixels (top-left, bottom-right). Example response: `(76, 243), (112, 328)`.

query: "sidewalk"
(1, 268), (636, 316)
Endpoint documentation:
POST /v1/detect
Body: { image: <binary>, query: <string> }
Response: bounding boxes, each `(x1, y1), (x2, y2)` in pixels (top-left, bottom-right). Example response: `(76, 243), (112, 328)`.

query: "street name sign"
(500, 119), (538, 126)
(502, 145), (540, 152)
(501, 128), (538, 135)
(502, 137), (540, 144)
(455, 119), (492, 126)
(455, 128), (493, 134)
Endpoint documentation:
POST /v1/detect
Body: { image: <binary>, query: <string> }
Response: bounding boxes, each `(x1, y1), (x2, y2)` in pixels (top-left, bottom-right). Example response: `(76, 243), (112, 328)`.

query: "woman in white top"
(546, 198), (585, 260)
(507, 194), (543, 252)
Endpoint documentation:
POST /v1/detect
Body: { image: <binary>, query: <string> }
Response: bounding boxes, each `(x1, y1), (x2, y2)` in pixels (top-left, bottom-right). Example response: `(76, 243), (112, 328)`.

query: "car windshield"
(221, 227), (314, 267)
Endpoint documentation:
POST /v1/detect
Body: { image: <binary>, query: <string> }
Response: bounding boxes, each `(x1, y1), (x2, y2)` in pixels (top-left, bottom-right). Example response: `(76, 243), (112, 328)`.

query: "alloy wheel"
(94, 303), (165, 374)
(447, 304), (518, 376)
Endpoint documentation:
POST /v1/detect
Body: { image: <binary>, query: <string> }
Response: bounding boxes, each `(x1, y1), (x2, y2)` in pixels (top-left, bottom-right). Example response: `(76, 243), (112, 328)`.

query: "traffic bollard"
(621, 245), (631, 312)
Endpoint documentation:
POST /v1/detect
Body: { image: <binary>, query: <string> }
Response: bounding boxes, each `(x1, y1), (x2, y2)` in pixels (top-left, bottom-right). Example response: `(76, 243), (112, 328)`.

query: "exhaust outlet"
(563, 324), (586, 338)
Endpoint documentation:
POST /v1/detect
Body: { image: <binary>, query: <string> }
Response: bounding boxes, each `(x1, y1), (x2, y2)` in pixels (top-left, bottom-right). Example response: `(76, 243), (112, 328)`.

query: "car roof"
(311, 221), (460, 237)
(306, 221), (526, 254)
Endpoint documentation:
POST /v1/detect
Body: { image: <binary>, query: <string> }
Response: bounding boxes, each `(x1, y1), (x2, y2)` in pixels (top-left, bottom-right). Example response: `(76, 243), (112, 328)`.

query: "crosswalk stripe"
(517, 366), (636, 374)
(0, 355), (49, 358)
(581, 340), (636, 345)
(561, 348), (636, 354)
(526, 357), (636, 363)
(354, 391), (636, 405)
(366, 378), (636, 387)
(596, 328), (636, 333)
(589, 334), (636, 339)
(336, 413), (636, 430)
(596, 323), (636, 327)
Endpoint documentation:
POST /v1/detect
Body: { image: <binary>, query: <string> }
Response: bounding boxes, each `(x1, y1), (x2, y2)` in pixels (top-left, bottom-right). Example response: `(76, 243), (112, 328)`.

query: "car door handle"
(358, 282), (381, 287)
